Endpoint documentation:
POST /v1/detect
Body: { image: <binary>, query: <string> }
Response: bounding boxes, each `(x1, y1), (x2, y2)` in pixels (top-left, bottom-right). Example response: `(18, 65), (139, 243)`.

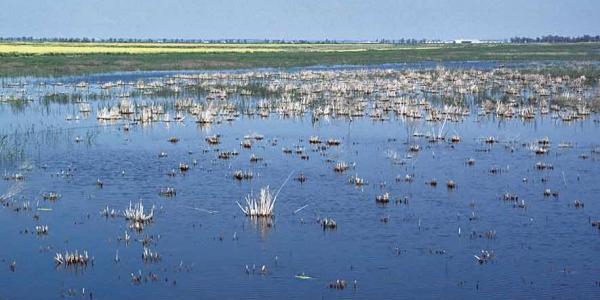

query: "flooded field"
(1, 63), (600, 299)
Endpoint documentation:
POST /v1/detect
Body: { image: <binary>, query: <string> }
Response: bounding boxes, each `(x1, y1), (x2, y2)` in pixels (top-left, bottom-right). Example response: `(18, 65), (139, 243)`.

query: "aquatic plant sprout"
(54, 250), (90, 266)
(237, 171), (294, 217)
(123, 201), (154, 223)
(237, 186), (277, 217)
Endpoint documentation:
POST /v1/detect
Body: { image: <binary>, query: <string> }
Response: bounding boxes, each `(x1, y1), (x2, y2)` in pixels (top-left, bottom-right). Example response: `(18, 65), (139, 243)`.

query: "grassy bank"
(0, 42), (599, 77)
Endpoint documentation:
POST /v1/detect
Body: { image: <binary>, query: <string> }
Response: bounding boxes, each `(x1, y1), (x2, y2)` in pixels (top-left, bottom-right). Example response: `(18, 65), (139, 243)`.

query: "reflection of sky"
(1, 0), (599, 40)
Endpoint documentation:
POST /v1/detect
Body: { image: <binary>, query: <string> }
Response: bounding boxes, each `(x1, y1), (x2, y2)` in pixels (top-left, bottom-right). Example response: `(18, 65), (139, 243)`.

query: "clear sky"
(1, 0), (599, 40)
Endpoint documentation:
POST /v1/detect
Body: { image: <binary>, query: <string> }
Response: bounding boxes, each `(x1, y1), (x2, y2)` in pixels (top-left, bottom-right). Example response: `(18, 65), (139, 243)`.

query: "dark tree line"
(510, 35), (600, 43)
(0, 36), (439, 44)
(377, 38), (433, 44)
(0, 37), (355, 44)
(1, 35), (598, 44)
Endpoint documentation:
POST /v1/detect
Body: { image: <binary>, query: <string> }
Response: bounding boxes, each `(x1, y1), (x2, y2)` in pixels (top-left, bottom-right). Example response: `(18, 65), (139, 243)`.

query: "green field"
(1, 42), (599, 77)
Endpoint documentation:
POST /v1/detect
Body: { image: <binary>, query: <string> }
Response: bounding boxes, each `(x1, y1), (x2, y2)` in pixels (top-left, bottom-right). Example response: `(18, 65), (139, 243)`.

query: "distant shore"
(0, 42), (599, 77)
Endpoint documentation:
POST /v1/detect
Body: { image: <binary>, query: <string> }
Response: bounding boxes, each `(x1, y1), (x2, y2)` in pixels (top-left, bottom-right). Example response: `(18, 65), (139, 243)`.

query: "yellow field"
(2, 42), (595, 77)
(0, 42), (442, 55)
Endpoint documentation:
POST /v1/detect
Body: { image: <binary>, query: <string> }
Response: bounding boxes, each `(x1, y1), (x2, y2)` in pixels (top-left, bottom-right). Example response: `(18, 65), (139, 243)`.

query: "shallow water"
(1, 65), (600, 299)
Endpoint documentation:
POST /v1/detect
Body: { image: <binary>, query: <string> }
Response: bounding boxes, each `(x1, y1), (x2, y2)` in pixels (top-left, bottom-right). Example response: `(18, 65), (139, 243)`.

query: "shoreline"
(1, 43), (599, 78)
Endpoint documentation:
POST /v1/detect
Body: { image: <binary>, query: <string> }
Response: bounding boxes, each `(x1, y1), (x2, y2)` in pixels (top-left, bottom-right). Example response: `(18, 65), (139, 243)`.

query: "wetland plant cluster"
(0, 65), (599, 298)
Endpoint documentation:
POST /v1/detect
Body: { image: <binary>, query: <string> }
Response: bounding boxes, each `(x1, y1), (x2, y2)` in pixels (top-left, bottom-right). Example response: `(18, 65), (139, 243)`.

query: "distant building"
(454, 39), (481, 44)
(451, 39), (505, 44)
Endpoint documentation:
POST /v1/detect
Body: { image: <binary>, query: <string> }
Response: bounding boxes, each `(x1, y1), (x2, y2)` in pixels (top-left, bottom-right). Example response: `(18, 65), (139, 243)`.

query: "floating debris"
(295, 273), (314, 280)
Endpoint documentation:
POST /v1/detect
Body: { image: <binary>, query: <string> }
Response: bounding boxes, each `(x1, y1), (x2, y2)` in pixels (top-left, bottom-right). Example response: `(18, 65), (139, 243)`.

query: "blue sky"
(1, 0), (599, 40)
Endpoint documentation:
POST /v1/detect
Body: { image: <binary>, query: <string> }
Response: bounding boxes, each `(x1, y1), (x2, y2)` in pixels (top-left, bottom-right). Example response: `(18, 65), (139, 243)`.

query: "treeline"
(377, 38), (433, 44)
(1, 35), (599, 44)
(510, 35), (600, 43)
(0, 37), (440, 44)
(0, 37), (351, 44)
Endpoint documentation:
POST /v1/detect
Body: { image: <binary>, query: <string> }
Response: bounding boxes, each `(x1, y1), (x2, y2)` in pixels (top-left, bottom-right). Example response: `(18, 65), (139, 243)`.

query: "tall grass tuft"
(237, 186), (276, 217)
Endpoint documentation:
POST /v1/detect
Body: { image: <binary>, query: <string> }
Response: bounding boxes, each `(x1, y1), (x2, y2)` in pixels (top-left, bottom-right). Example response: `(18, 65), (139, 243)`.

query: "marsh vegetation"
(0, 62), (599, 299)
